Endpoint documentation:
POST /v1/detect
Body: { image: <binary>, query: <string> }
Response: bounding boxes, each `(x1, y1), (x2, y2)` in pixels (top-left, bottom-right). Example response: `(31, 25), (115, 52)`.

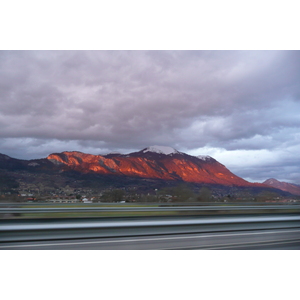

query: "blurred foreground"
(1, 202), (300, 249)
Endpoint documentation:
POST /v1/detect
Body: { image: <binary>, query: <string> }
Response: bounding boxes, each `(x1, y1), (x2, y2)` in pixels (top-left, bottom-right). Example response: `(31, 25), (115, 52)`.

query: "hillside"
(0, 146), (290, 198)
(47, 146), (266, 187)
(263, 178), (300, 196)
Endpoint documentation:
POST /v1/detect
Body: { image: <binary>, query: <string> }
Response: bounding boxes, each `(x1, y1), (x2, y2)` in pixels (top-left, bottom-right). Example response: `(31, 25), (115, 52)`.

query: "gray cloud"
(1, 50), (300, 183)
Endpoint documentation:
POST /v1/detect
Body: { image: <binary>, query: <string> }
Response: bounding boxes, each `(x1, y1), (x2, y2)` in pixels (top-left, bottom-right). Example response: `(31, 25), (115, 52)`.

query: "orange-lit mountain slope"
(47, 146), (266, 187)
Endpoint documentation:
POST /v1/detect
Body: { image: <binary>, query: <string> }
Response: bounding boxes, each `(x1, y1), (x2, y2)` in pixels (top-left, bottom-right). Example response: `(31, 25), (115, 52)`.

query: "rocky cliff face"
(46, 146), (266, 187)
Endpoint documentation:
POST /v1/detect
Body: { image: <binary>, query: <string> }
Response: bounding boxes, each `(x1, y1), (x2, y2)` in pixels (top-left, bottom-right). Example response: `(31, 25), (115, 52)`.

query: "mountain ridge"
(263, 178), (300, 196)
(45, 146), (266, 187)
(1, 148), (294, 198)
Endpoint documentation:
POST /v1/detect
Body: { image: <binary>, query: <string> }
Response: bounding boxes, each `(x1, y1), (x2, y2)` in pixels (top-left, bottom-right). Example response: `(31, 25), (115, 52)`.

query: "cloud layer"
(1, 50), (300, 183)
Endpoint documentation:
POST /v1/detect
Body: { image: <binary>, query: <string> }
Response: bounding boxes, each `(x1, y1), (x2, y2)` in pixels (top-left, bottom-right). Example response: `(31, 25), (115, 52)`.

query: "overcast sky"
(1, 50), (300, 183)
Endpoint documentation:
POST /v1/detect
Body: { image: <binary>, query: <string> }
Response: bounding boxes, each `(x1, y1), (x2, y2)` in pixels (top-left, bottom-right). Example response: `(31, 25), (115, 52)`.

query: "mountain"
(46, 146), (265, 187)
(4, 146), (291, 198)
(263, 178), (300, 196)
(0, 153), (56, 171)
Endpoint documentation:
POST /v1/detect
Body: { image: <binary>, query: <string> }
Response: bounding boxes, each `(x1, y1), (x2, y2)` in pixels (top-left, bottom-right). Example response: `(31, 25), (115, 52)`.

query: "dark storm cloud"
(1, 50), (300, 182)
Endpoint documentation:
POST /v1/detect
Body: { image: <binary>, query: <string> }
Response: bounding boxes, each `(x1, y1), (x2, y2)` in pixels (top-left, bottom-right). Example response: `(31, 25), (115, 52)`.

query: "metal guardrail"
(1, 205), (300, 214)
(1, 214), (300, 243)
(3, 214), (300, 229)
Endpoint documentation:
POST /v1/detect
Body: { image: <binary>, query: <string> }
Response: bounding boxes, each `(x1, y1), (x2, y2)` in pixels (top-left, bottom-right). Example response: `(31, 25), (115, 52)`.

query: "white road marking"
(160, 239), (300, 250)
(1, 228), (300, 248)
(204, 239), (300, 250)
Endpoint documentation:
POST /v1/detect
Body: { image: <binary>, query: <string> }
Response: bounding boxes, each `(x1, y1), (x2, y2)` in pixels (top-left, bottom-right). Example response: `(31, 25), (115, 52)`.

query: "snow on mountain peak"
(142, 146), (180, 155)
(197, 155), (212, 161)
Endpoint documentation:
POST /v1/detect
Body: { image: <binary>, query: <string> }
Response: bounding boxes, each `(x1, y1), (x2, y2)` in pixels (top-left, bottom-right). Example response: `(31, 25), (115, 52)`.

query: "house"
(82, 197), (92, 203)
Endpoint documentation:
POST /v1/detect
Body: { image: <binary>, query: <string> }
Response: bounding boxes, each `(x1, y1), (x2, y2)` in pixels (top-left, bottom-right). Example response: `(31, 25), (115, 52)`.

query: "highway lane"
(1, 228), (300, 250)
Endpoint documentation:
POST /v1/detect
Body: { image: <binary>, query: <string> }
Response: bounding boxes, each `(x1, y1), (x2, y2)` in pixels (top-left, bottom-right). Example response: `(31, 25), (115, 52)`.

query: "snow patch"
(197, 155), (212, 161)
(143, 146), (180, 155)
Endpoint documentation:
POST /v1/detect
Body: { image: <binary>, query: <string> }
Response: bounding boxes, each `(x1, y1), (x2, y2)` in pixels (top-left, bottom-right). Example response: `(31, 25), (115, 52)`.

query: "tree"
(256, 190), (280, 202)
(161, 184), (195, 202)
(101, 189), (125, 202)
(111, 189), (125, 202)
(197, 187), (211, 202)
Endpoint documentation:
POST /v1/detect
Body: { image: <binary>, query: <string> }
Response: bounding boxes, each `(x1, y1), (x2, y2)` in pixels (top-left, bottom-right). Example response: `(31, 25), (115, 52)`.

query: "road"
(1, 226), (300, 250)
